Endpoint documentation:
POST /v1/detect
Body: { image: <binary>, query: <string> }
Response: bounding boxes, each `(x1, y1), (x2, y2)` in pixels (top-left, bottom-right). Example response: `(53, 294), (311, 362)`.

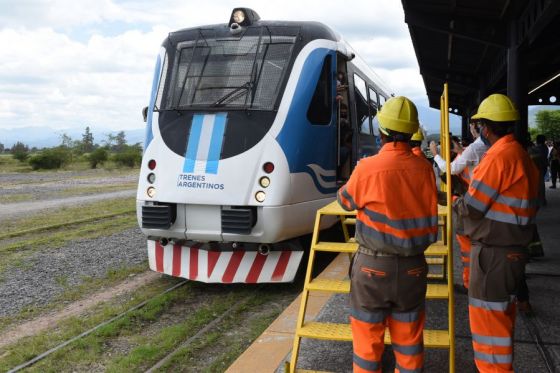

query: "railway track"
(7, 280), (189, 373)
(0, 209), (136, 241)
(145, 291), (260, 373)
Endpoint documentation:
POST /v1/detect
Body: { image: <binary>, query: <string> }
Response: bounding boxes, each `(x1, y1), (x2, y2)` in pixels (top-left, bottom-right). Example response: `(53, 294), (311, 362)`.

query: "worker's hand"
(429, 141), (438, 156)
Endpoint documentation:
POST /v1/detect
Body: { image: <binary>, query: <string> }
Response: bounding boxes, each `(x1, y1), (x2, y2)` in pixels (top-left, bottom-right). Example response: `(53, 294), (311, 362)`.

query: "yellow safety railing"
(442, 82), (455, 373)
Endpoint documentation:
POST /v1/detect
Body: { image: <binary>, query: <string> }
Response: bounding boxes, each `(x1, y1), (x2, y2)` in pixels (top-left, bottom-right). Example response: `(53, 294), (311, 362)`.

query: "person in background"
(549, 141), (559, 189)
(338, 96), (437, 373)
(535, 134), (548, 206)
(453, 94), (539, 372)
(409, 128), (427, 159)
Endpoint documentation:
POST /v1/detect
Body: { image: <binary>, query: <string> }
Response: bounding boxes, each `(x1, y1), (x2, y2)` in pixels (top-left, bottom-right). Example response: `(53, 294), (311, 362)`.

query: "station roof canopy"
(402, 0), (560, 117)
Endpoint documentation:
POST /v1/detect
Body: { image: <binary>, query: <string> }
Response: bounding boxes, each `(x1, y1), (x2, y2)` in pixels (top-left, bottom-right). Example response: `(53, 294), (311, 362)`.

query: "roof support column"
(461, 115), (469, 140)
(507, 21), (528, 145)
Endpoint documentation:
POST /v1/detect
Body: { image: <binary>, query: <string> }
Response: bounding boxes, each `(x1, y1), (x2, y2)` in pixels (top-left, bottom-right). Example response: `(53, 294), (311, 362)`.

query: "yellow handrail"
(441, 83), (455, 373)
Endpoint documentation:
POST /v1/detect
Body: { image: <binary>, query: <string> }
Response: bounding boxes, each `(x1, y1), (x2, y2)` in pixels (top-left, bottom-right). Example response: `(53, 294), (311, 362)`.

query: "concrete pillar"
(507, 21), (528, 145)
(461, 115), (469, 141)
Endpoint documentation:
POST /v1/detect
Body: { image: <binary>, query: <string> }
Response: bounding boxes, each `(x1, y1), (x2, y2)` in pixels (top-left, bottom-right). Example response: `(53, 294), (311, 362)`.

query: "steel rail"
(0, 209), (136, 241)
(7, 280), (188, 373)
(145, 290), (260, 373)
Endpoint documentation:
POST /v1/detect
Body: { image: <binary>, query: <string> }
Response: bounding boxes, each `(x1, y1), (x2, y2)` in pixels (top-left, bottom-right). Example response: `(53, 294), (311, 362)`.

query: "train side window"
(353, 74), (370, 134)
(379, 95), (386, 107)
(307, 55), (333, 125)
(369, 87), (380, 137)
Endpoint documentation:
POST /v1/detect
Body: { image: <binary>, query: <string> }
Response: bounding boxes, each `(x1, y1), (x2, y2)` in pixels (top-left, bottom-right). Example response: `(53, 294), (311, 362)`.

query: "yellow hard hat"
(411, 128), (424, 141)
(471, 94), (520, 122)
(377, 96), (419, 135)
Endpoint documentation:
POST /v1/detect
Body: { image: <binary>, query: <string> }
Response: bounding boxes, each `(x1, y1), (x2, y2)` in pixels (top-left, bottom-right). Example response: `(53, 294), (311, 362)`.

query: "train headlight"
(259, 176), (270, 188)
(255, 191), (266, 202)
(147, 173), (156, 184)
(232, 10), (245, 24)
(147, 187), (156, 198)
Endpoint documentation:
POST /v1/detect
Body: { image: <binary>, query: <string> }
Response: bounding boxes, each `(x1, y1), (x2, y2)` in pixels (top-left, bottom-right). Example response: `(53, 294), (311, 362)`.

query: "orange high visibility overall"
(411, 146), (425, 159)
(455, 134), (539, 372)
(338, 142), (438, 373)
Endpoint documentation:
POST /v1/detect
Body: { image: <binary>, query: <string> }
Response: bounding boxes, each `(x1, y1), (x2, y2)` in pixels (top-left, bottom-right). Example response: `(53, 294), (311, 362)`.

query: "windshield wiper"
(211, 82), (252, 107)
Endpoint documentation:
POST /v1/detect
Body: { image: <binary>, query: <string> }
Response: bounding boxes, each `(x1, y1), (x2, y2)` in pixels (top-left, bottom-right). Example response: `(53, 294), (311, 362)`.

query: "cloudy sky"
(0, 0), (459, 137)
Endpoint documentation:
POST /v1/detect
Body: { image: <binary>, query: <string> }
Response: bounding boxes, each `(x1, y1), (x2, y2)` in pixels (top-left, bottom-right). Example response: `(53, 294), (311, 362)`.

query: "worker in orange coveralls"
(409, 128), (427, 159)
(338, 96), (438, 373)
(453, 94), (539, 372)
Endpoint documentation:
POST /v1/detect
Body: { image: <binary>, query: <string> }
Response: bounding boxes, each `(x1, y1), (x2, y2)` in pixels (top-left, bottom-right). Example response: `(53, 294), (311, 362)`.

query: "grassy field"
(0, 183), (137, 204)
(0, 153), (139, 173)
(0, 198), (137, 275)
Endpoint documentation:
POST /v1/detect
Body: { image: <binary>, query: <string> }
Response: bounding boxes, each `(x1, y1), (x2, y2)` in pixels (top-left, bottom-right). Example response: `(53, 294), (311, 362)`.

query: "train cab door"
(348, 71), (378, 162)
(335, 54), (352, 184)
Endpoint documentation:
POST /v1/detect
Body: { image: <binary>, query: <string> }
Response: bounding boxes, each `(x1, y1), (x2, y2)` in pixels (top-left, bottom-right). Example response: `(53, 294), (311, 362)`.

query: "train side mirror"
(142, 106), (148, 123)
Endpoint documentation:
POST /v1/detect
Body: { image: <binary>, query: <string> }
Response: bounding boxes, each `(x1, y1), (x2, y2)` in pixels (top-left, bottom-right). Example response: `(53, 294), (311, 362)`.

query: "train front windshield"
(158, 26), (299, 111)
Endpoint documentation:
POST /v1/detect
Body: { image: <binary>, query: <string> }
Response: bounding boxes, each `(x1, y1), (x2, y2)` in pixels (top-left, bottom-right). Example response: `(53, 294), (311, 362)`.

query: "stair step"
(426, 284), (449, 299)
(319, 201), (357, 216)
(306, 278), (350, 293)
(306, 279), (448, 299)
(428, 273), (446, 279)
(426, 243), (449, 256)
(426, 257), (444, 265)
(342, 218), (356, 225)
(297, 322), (450, 348)
(313, 242), (358, 253)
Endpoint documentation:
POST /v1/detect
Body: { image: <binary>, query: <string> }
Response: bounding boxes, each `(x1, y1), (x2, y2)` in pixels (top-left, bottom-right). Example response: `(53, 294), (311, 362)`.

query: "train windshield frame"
(158, 26), (300, 111)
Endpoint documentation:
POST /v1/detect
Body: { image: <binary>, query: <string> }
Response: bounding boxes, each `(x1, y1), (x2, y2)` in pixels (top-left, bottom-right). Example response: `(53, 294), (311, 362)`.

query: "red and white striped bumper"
(147, 240), (304, 283)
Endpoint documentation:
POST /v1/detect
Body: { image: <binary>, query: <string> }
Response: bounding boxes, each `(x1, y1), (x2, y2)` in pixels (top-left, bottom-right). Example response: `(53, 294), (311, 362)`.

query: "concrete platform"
(228, 184), (560, 373)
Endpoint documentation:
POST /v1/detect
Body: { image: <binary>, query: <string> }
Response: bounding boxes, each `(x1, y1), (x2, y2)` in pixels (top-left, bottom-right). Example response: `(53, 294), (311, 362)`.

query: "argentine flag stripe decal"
(183, 113), (227, 174)
(206, 113), (227, 173)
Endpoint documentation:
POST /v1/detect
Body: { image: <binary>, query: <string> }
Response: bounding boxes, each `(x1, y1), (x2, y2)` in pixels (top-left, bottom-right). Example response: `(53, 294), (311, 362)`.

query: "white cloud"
(0, 0), (430, 134)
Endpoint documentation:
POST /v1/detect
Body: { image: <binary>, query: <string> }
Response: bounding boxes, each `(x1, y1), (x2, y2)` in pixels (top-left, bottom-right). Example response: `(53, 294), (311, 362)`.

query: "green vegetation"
(0, 277), (186, 372)
(11, 141), (29, 162)
(0, 282), (298, 373)
(28, 147), (72, 170)
(0, 198), (137, 276)
(3, 128), (143, 170)
(530, 109), (560, 141)
(88, 148), (109, 169)
(112, 144), (143, 168)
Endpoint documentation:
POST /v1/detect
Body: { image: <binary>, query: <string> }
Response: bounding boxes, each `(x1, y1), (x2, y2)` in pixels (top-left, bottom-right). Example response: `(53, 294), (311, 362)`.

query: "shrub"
(113, 147), (142, 167)
(11, 141), (29, 162)
(88, 148), (109, 169)
(28, 147), (71, 170)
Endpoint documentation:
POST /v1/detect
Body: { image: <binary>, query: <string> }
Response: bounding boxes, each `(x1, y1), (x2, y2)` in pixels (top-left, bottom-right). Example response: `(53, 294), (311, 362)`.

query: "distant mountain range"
(0, 127), (145, 149)
(0, 105), (552, 149)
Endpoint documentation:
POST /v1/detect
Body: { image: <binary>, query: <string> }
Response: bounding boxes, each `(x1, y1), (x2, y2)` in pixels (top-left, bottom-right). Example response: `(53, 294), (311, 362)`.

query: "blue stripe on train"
(206, 113), (227, 174)
(183, 113), (228, 174)
(183, 114), (204, 173)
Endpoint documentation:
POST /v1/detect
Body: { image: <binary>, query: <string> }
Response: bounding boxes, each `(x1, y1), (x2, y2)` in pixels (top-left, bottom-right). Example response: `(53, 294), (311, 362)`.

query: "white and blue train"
(137, 8), (393, 283)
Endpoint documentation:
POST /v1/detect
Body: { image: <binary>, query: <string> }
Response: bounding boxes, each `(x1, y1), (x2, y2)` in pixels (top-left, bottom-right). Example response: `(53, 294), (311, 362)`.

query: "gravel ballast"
(0, 227), (148, 318)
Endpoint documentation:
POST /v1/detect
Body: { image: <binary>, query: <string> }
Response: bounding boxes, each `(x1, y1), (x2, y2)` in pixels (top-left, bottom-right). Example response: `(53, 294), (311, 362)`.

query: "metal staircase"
(285, 83), (455, 373)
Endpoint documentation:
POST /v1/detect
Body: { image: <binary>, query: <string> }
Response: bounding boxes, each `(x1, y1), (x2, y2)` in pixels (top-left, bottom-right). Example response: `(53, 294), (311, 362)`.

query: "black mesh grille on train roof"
(222, 206), (257, 235)
(142, 203), (177, 229)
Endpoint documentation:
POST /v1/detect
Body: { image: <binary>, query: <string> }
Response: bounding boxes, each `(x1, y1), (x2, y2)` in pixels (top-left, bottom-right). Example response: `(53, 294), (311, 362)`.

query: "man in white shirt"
(429, 122), (488, 289)
(430, 123), (488, 181)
